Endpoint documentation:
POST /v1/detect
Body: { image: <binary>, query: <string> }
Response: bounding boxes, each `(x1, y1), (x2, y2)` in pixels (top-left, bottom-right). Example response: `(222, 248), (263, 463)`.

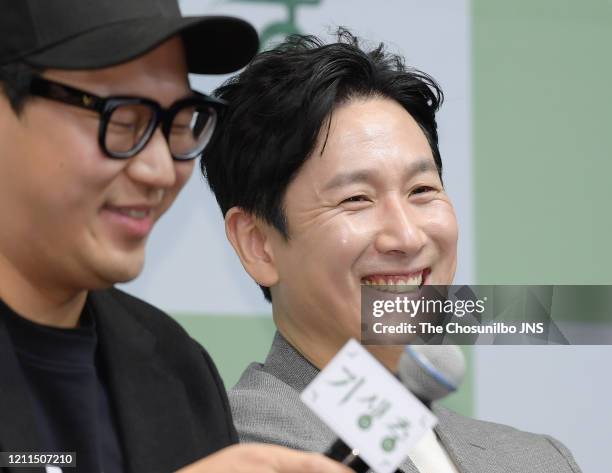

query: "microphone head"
(397, 344), (466, 402)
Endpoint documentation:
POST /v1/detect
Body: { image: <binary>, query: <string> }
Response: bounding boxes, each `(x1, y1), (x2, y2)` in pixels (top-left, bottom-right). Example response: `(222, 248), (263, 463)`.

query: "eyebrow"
(322, 159), (439, 192)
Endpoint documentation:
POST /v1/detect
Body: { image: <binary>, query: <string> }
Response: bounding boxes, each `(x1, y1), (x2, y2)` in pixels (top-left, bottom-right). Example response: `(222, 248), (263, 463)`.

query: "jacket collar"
(88, 289), (199, 473)
(262, 331), (320, 392)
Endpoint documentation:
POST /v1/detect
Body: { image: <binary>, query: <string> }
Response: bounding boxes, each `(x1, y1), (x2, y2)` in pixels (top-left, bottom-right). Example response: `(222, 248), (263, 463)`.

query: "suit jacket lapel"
(395, 406), (486, 473)
(0, 315), (46, 473)
(433, 404), (497, 473)
(90, 290), (199, 473)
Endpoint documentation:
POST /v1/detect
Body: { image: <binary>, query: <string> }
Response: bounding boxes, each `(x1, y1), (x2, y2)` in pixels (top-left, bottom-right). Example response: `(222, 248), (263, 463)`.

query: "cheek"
(59, 159), (126, 214)
(154, 161), (194, 214)
(28, 111), (120, 203)
(296, 214), (375, 281)
(170, 161), (195, 196)
(175, 160), (196, 186)
(30, 154), (118, 223)
(424, 203), (458, 247)
(423, 203), (458, 276)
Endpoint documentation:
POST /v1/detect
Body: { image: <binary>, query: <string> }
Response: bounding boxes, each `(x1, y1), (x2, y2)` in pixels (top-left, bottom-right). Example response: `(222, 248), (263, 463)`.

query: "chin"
(112, 269), (142, 284)
(94, 255), (145, 286)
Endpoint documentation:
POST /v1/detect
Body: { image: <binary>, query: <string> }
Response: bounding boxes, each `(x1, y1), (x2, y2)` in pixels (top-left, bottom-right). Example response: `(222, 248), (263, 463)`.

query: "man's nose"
(125, 128), (177, 189)
(374, 196), (427, 255)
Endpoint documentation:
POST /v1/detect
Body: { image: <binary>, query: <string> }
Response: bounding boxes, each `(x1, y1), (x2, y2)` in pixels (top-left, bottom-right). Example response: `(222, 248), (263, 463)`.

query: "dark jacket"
(0, 288), (237, 473)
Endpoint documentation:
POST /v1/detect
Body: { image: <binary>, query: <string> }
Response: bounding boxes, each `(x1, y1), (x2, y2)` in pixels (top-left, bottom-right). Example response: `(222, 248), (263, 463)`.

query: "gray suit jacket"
(229, 332), (582, 473)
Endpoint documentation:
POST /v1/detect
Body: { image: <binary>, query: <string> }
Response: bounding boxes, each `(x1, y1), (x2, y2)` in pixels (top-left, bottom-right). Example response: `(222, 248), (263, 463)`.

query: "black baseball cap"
(0, 0), (259, 74)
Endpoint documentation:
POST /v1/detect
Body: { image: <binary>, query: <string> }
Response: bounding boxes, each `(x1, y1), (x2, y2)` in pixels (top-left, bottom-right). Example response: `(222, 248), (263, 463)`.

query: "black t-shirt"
(1, 299), (124, 472)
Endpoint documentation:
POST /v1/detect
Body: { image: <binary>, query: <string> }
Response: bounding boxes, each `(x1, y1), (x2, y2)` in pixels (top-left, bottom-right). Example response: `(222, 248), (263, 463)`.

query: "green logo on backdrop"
(230, 0), (322, 50)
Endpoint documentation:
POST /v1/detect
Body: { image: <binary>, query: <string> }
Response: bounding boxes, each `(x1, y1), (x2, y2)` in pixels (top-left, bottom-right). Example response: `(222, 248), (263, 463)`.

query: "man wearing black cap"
(0, 2), (352, 473)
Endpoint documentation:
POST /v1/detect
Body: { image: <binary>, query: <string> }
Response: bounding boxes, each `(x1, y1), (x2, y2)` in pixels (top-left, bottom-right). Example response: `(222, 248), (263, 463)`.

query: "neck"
(0, 254), (87, 328)
(278, 326), (338, 370)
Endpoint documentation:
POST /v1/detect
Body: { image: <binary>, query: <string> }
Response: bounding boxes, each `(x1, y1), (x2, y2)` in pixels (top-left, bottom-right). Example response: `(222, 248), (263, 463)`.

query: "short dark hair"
(202, 29), (444, 301)
(0, 62), (40, 113)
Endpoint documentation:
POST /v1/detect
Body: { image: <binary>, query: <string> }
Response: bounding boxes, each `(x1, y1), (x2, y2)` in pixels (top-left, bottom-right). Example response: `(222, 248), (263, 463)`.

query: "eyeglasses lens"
(105, 104), (155, 155)
(168, 105), (217, 160)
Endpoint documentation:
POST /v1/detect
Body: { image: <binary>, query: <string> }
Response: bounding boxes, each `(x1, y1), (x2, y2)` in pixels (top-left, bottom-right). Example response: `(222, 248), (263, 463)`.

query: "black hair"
(0, 62), (40, 113)
(202, 28), (444, 302)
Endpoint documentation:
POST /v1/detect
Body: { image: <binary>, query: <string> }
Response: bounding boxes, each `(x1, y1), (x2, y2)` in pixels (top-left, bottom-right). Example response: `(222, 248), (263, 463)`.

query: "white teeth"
(362, 272), (424, 293)
(117, 209), (148, 219)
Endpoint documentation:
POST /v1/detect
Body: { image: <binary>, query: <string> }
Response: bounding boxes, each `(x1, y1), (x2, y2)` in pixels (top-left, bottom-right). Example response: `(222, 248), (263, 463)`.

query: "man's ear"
(224, 207), (279, 288)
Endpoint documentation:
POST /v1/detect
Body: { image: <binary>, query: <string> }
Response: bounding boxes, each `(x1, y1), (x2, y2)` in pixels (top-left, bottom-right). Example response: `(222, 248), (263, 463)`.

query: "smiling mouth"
(100, 204), (156, 239)
(104, 206), (151, 219)
(361, 269), (429, 293)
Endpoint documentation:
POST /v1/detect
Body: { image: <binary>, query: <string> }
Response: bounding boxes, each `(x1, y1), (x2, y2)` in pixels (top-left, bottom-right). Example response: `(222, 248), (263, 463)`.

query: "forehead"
(44, 37), (190, 101)
(303, 97), (435, 180)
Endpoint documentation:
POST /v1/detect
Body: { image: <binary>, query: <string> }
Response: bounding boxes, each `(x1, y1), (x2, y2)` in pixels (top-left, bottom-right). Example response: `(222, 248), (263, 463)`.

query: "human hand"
(176, 443), (354, 473)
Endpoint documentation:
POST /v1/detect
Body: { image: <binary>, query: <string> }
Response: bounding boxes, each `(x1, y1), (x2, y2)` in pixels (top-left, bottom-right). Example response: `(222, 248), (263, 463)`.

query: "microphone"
(325, 439), (370, 472)
(397, 344), (466, 403)
(324, 344), (465, 472)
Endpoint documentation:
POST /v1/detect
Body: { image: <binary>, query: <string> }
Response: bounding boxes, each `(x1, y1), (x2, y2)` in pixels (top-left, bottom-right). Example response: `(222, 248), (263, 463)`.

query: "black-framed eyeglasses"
(28, 75), (226, 161)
